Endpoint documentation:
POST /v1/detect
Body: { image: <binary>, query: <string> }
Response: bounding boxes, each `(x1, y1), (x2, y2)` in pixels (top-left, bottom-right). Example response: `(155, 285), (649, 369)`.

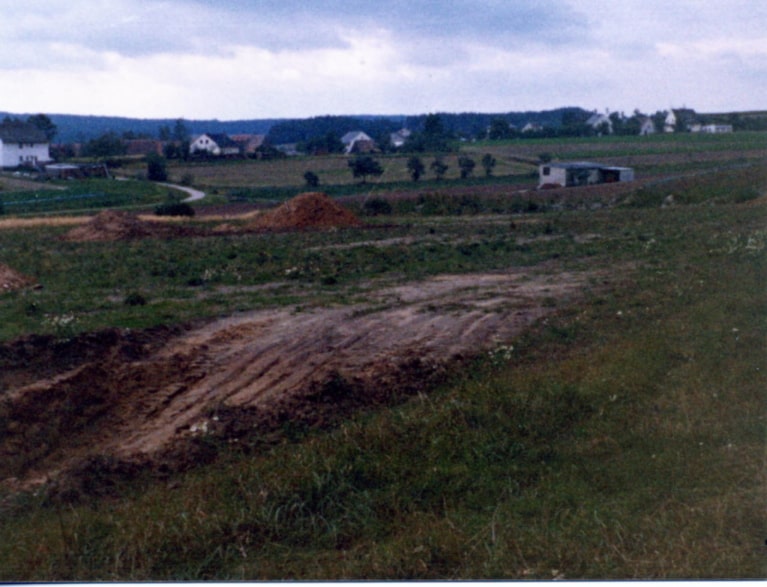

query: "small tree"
(458, 156), (476, 179)
(304, 170), (320, 188)
(26, 114), (58, 142)
(481, 153), (497, 177)
(430, 157), (448, 180)
(348, 155), (383, 184)
(406, 156), (425, 182)
(146, 152), (168, 182)
(84, 132), (126, 159)
(487, 117), (512, 140)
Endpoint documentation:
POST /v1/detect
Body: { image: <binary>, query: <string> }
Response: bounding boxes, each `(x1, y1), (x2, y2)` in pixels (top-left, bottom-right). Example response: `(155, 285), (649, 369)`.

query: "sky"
(1, 0), (765, 120)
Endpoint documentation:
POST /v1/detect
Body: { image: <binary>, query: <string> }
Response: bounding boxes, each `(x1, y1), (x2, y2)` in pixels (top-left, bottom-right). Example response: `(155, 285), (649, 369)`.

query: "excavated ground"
(0, 264), (606, 499)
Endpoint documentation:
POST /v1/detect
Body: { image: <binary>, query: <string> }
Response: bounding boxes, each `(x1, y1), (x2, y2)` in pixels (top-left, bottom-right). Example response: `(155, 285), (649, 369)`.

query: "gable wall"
(0, 139), (51, 168)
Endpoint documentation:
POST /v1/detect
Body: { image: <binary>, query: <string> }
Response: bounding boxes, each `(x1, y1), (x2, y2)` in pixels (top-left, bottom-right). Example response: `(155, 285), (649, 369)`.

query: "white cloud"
(0, 0), (764, 118)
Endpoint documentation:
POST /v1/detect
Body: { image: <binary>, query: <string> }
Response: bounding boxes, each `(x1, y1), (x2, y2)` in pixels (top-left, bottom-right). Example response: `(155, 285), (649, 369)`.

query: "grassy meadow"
(0, 133), (765, 579)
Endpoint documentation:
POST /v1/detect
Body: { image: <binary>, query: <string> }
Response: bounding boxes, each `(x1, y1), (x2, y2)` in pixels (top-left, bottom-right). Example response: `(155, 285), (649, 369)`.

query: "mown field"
(0, 133), (765, 580)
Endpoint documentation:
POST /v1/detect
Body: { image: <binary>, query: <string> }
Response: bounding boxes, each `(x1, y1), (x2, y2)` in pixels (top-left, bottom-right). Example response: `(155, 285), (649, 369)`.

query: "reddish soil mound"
(250, 192), (363, 231)
(0, 263), (36, 292)
(61, 210), (200, 242)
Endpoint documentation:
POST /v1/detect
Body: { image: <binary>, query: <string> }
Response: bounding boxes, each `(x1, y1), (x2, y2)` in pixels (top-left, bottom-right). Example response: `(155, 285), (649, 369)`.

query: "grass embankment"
(0, 167), (764, 579)
(0, 178), (172, 216)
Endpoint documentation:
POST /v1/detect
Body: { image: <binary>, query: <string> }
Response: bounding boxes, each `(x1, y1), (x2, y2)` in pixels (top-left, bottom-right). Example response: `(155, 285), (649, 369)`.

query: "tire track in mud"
(0, 268), (601, 491)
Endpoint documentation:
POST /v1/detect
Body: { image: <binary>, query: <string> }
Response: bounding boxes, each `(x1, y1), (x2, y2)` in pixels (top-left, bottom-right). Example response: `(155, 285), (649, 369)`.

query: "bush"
(304, 171), (320, 188)
(362, 197), (392, 216)
(123, 292), (147, 306)
(154, 202), (195, 217)
(146, 153), (168, 182)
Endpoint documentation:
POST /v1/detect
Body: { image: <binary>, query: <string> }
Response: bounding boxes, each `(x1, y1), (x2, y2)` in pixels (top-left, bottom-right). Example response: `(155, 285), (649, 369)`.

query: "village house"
(539, 161), (634, 188)
(341, 131), (377, 154)
(639, 117), (656, 135)
(521, 122), (543, 133)
(697, 124), (733, 134)
(389, 128), (411, 149)
(230, 134), (266, 156)
(0, 120), (52, 168)
(123, 139), (164, 157)
(586, 112), (613, 135)
(189, 133), (241, 157)
(664, 110), (677, 132)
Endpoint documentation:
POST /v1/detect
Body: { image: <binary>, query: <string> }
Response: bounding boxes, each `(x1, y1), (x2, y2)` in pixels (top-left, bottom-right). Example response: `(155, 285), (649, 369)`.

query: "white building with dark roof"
(341, 131), (376, 154)
(189, 133), (241, 157)
(539, 161), (634, 188)
(0, 121), (51, 168)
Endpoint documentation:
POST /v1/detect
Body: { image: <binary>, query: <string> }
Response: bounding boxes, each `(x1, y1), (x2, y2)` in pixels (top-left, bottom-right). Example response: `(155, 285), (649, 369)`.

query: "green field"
(0, 133), (765, 580)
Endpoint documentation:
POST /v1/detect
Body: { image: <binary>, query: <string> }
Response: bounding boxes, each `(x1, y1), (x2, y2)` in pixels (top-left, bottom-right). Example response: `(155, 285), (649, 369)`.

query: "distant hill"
(0, 113), (285, 144)
(0, 108), (592, 145)
(265, 107), (591, 145)
(8, 106), (760, 145)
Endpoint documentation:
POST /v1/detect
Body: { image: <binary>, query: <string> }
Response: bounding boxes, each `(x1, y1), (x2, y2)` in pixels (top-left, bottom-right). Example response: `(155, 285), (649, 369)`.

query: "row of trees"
(309, 153), (498, 186)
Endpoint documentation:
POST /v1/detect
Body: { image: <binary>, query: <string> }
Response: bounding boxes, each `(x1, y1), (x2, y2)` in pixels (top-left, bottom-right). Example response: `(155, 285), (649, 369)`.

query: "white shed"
(539, 161), (634, 188)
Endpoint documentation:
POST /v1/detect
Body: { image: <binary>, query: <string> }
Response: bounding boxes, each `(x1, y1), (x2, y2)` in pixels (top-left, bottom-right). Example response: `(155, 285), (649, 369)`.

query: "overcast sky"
(1, 0), (765, 120)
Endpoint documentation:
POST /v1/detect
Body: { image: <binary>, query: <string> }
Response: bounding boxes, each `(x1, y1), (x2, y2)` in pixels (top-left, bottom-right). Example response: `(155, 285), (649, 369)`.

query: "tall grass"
(0, 191), (764, 579)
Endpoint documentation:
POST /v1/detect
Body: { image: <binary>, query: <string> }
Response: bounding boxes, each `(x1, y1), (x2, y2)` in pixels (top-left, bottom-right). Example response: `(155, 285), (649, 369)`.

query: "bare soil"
(248, 191), (363, 230)
(0, 265), (606, 498)
(0, 264), (36, 292)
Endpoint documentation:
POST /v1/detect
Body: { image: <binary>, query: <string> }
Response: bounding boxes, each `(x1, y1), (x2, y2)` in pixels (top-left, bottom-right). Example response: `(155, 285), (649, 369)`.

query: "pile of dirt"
(60, 210), (201, 242)
(250, 192), (363, 231)
(0, 263), (36, 292)
(61, 210), (156, 242)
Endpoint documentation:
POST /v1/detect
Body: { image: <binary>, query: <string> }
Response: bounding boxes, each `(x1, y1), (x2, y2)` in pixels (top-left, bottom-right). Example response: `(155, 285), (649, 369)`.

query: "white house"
(586, 112), (613, 135)
(341, 131), (376, 154)
(664, 110), (677, 133)
(189, 133), (241, 157)
(539, 161), (634, 188)
(521, 122), (543, 133)
(639, 117), (656, 136)
(389, 128), (411, 149)
(0, 121), (51, 168)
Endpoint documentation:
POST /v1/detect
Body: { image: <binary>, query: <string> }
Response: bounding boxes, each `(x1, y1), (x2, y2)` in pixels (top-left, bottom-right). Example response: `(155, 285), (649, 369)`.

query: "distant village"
(0, 107), (743, 180)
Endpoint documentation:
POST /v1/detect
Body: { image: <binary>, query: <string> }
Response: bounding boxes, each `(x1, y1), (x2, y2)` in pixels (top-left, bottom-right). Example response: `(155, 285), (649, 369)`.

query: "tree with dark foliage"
(348, 155), (383, 184)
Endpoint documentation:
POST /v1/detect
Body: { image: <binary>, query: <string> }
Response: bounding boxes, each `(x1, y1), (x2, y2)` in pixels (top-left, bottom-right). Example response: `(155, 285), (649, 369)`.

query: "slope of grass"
(0, 178), (171, 215)
(0, 182), (764, 579)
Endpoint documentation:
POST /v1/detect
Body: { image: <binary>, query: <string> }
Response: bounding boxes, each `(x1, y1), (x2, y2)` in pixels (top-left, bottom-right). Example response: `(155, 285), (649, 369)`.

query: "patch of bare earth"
(0, 264), (36, 292)
(60, 210), (204, 242)
(0, 266), (606, 497)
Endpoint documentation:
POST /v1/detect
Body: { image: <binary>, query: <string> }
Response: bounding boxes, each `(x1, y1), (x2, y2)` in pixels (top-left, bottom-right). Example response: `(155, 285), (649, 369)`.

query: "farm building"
(539, 162), (634, 188)
(0, 121), (51, 168)
(698, 124), (733, 134)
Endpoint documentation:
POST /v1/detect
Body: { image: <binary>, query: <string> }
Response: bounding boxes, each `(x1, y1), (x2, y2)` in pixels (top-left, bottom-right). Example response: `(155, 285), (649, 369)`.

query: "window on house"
(542, 166), (550, 175)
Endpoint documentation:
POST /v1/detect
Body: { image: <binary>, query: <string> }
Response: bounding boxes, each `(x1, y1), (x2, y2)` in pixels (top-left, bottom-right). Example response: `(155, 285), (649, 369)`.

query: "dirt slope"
(0, 267), (601, 495)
